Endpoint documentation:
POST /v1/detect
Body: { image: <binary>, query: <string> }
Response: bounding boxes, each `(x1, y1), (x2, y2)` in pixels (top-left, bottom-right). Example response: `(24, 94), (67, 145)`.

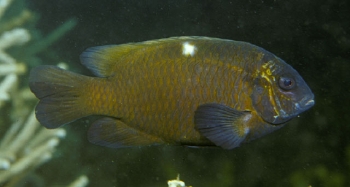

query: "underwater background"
(0, 0), (349, 186)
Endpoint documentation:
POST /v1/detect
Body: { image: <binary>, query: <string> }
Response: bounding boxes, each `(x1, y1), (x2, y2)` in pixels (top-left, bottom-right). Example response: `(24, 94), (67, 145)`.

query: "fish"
(29, 36), (315, 149)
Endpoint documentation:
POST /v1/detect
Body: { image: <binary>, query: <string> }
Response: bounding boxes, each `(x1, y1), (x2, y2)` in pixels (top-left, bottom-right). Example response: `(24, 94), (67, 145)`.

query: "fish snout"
(296, 95), (315, 112)
(303, 99), (315, 108)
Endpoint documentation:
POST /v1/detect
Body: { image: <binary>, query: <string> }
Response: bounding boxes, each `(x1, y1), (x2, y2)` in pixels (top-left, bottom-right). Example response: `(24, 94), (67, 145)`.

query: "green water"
(5, 0), (349, 186)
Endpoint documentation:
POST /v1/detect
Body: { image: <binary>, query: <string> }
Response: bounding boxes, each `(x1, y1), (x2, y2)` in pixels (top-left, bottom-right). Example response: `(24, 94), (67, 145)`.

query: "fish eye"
(278, 77), (295, 90)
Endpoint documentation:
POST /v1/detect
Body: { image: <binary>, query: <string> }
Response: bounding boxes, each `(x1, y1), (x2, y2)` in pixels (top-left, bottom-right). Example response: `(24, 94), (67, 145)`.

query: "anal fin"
(88, 117), (164, 148)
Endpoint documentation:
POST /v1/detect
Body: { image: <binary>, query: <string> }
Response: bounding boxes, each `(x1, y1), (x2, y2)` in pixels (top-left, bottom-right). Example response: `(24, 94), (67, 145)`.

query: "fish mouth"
(271, 97), (315, 125)
(304, 99), (315, 108)
(295, 97), (315, 112)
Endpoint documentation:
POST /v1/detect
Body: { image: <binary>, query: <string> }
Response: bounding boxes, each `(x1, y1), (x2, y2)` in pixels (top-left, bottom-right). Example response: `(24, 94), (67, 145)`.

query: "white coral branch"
(0, 110), (66, 184)
(0, 28), (30, 51)
(0, 0), (14, 20)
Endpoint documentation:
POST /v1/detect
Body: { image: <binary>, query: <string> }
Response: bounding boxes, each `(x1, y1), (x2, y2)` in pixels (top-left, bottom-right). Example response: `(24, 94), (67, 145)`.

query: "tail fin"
(29, 65), (90, 129)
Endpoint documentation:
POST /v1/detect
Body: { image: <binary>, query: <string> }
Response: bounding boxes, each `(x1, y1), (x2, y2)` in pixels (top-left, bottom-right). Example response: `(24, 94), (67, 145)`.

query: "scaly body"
(29, 37), (314, 149)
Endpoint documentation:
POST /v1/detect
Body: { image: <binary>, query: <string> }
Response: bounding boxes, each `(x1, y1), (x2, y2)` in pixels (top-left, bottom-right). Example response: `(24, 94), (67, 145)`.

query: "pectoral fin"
(88, 117), (164, 148)
(194, 103), (251, 149)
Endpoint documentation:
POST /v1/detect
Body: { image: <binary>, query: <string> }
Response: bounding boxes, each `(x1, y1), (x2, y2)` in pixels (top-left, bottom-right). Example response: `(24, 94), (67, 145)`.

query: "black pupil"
(279, 77), (295, 90)
(284, 79), (292, 87)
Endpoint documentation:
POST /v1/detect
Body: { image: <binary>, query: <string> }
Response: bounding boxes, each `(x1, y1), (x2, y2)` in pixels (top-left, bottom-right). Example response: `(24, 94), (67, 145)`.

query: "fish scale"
(29, 36), (314, 149)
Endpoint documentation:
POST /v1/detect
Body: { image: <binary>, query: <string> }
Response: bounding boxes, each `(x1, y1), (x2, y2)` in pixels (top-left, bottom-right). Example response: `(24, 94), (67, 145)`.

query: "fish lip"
(297, 93), (315, 109)
(294, 98), (314, 114)
(267, 95), (315, 125)
(304, 99), (315, 108)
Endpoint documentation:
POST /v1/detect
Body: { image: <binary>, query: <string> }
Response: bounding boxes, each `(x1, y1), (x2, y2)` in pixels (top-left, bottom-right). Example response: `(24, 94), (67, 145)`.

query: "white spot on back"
(182, 42), (197, 56)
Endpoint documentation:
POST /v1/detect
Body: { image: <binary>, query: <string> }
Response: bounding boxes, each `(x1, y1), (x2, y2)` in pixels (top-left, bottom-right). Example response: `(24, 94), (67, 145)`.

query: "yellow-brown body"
(29, 37), (314, 149)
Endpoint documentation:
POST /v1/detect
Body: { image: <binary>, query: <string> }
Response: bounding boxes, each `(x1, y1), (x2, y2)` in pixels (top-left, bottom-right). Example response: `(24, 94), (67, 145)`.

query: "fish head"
(251, 55), (315, 125)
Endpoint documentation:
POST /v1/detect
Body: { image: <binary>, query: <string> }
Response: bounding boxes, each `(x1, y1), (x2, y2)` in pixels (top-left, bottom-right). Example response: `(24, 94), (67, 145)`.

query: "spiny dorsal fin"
(79, 36), (229, 77)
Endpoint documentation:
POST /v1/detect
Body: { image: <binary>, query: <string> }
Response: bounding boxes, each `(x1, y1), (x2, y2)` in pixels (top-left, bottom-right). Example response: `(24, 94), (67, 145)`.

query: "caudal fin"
(29, 65), (90, 129)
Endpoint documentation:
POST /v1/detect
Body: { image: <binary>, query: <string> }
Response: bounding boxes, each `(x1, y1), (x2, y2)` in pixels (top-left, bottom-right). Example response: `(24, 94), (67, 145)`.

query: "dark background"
(25, 0), (350, 186)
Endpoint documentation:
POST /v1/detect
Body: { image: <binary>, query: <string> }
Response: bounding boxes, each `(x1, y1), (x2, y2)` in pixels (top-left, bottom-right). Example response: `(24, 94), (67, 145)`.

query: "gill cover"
(251, 77), (289, 124)
(250, 52), (282, 124)
(251, 55), (314, 125)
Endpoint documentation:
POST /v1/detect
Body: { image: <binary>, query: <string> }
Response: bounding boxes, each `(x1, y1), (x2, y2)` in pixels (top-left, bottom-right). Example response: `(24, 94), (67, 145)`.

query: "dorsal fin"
(80, 44), (136, 77)
(79, 36), (226, 77)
